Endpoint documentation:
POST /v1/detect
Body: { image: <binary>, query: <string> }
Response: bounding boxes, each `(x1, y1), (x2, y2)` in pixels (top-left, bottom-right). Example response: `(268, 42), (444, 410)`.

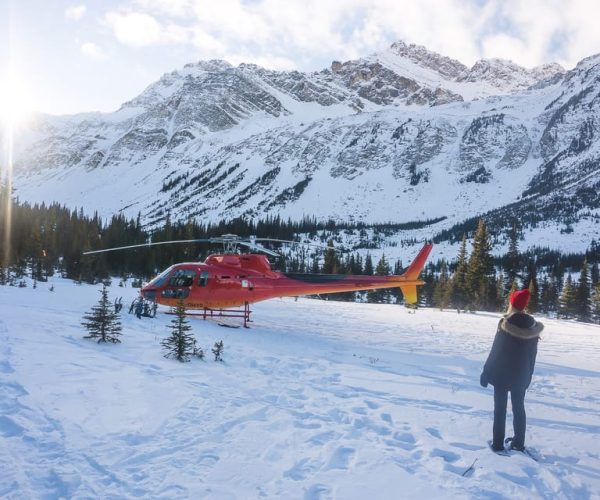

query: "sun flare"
(0, 73), (34, 129)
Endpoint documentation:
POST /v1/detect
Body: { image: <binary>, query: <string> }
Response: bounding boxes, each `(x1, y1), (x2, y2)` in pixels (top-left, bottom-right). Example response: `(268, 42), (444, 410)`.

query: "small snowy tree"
(192, 339), (205, 360)
(558, 275), (577, 319)
(212, 340), (224, 362)
(82, 285), (123, 343)
(162, 300), (195, 362)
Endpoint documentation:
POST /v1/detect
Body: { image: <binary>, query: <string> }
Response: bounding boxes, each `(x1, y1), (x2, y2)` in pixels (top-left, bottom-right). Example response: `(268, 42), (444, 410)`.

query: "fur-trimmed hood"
(501, 306), (544, 340)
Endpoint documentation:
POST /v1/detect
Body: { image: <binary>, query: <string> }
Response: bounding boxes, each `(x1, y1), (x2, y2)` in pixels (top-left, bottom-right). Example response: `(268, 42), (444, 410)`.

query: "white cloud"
(105, 11), (190, 47)
(65, 5), (87, 21)
(80, 42), (108, 60)
(104, 0), (600, 70)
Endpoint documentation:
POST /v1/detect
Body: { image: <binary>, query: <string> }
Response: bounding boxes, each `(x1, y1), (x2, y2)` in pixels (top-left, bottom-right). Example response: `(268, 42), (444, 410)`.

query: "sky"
(1, 0), (600, 116)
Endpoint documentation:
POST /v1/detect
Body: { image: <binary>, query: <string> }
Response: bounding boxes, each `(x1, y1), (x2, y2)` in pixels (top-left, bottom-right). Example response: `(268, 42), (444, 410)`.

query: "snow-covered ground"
(1, 278), (599, 499)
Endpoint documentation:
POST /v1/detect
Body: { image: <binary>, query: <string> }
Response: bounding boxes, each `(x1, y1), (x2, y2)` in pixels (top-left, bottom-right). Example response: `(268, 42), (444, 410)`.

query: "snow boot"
(505, 437), (525, 452)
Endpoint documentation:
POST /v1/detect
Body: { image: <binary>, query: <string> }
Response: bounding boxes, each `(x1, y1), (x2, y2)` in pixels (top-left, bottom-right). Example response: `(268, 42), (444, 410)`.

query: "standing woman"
(480, 289), (544, 452)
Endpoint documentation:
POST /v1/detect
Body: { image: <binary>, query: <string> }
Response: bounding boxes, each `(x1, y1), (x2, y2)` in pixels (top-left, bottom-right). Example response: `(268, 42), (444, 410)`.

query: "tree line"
(2, 186), (599, 323)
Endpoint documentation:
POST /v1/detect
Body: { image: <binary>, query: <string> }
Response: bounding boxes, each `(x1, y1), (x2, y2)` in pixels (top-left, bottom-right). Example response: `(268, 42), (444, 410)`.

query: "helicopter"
(84, 235), (433, 327)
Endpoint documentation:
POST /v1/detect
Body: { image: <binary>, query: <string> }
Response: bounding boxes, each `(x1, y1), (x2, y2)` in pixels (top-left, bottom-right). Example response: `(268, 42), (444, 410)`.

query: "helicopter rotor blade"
(254, 237), (344, 252)
(82, 238), (213, 255)
(236, 240), (281, 257)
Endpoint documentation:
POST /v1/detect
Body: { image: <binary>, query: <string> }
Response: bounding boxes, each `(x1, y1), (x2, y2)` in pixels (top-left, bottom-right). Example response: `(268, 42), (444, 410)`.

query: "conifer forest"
(1, 184), (599, 323)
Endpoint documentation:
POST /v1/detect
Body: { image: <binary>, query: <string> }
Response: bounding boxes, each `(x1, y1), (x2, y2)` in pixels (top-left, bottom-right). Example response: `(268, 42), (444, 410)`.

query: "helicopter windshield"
(147, 266), (174, 288)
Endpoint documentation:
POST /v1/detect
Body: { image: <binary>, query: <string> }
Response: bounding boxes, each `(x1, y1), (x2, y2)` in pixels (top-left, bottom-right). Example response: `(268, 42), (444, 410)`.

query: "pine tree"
(528, 278), (539, 314)
(449, 234), (469, 310)
(364, 253), (374, 276)
(322, 240), (338, 274)
(433, 260), (450, 309)
(161, 300), (196, 362)
(82, 285), (123, 343)
(592, 284), (600, 324)
(575, 259), (592, 322)
(591, 262), (599, 289)
(504, 222), (521, 291)
(558, 275), (577, 319)
(505, 279), (518, 311)
(466, 220), (494, 311)
(540, 275), (558, 314)
(526, 261), (540, 314)
(310, 255), (320, 274)
(369, 254), (391, 303)
(495, 271), (505, 311)
(212, 340), (224, 362)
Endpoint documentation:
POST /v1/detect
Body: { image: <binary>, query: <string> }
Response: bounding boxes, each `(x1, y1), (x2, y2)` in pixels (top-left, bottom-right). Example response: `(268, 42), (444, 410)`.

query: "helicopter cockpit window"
(168, 269), (196, 287)
(198, 271), (209, 287)
(147, 267), (173, 288)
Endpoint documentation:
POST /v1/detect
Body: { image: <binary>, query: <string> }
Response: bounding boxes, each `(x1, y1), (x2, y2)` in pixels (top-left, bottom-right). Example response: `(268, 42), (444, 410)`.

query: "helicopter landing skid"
(169, 302), (252, 328)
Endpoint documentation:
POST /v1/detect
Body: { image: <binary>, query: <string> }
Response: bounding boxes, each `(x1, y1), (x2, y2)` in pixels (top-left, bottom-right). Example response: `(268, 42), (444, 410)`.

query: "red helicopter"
(85, 235), (433, 327)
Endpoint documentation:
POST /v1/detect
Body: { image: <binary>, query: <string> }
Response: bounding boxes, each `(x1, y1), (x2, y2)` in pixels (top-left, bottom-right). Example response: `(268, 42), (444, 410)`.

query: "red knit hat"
(510, 289), (530, 311)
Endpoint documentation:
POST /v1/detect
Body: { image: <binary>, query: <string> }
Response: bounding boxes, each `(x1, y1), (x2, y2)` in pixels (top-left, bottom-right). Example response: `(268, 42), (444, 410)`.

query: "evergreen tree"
(591, 262), (599, 289)
(433, 260), (450, 309)
(505, 279), (518, 311)
(504, 222), (521, 291)
(526, 261), (540, 314)
(575, 259), (592, 322)
(322, 240), (338, 274)
(449, 234), (469, 310)
(369, 254), (391, 303)
(82, 285), (123, 343)
(558, 275), (577, 319)
(310, 255), (320, 274)
(528, 278), (539, 314)
(364, 253), (374, 276)
(466, 220), (495, 311)
(495, 271), (505, 311)
(212, 340), (224, 362)
(161, 300), (196, 362)
(540, 275), (558, 314)
(592, 284), (600, 324)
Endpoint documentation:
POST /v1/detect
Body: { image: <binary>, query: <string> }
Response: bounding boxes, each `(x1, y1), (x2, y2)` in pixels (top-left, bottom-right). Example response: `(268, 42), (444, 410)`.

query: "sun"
(0, 72), (34, 130)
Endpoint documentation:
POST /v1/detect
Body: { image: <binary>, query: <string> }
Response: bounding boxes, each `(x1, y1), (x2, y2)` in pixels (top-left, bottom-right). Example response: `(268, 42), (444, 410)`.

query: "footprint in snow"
(284, 457), (321, 480)
(325, 446), (355, 470)
(425, 427), (442, 439)
(304, 483), (332, 500)
(197, 453), (220, 468)
(430, 448), (461, 463)
(307, 430), (341, 446)
(391, 431), (418, 451)
(0, 415), (25, 437)
(380, 413), (393, 424)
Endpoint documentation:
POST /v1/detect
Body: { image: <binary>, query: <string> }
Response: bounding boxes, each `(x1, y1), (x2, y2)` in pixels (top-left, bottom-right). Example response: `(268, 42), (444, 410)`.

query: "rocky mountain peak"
(183, 59), (234, 72)
(388, 40), (469, 79)
(459, 58), (565, 91)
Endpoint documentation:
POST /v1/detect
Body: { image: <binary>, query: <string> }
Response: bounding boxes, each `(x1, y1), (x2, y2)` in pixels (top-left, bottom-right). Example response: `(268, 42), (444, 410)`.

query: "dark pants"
(493, 386), (526, 449)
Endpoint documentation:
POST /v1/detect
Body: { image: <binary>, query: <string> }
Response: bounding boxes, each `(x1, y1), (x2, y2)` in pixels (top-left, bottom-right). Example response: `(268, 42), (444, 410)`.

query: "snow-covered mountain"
(10, 41), (600, 255)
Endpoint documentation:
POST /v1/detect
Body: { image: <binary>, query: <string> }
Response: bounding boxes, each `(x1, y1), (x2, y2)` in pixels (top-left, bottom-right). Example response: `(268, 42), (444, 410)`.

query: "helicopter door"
(198, 271), (209, 287)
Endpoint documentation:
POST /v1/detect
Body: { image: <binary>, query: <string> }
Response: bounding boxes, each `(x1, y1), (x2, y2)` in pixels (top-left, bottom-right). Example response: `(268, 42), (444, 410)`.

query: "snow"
(1, 278), (600, 499)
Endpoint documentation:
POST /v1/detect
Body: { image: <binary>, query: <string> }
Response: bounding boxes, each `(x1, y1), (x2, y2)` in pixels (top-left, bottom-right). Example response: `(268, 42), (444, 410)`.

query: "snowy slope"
(9, 42), (600, 255)
(1, 279), (599, 498)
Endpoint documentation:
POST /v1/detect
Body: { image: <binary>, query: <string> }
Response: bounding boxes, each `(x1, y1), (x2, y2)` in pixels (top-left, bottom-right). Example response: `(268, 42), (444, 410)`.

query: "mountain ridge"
(9, 41), (599, 258)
